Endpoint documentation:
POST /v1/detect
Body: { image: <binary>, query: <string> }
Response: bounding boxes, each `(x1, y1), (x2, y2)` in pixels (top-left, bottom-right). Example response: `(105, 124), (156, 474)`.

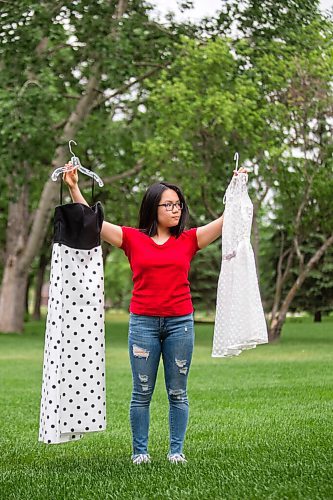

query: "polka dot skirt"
(212, 173), (268, 358)
(38, 242), (106, 444)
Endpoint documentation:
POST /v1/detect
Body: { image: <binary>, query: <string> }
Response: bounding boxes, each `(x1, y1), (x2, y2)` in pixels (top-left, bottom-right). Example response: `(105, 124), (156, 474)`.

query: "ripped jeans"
(128, 312), (194, 456)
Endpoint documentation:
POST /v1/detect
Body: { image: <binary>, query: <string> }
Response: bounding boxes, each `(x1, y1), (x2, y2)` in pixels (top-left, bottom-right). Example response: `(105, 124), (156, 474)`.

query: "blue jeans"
(128, 312), (195, 456)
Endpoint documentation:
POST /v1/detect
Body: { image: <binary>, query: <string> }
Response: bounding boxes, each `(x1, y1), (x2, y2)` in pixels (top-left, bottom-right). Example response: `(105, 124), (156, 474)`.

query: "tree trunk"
(268, 318), (283, 343)
(25, 273), (32, 316)
(314, 311), (321, 322)
(270, 237), (294, 323)
(32, 252), (49, 321)
(0, 185), (29, 333)
(0, 266), (28, 334)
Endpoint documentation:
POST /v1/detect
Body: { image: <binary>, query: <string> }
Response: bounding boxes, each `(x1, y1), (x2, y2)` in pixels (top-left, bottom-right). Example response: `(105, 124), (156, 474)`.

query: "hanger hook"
(234, 152), (239, 171)
(68, 140), (77, 157)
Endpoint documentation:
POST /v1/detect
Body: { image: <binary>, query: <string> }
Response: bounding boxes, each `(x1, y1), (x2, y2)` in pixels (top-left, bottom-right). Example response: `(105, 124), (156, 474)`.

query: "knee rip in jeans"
(175, 358), (188, 375)
(169, 388), (185, 400)
(138, 373), (149, 391)
(132, 344), (150, 360)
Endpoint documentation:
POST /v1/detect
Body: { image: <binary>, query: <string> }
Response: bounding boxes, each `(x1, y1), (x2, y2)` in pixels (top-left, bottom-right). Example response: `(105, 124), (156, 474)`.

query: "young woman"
(63, 163), (247, 464)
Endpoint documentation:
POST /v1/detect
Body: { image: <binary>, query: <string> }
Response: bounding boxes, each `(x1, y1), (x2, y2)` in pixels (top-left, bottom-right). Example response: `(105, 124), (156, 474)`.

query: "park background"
(0, 1), (332, 499)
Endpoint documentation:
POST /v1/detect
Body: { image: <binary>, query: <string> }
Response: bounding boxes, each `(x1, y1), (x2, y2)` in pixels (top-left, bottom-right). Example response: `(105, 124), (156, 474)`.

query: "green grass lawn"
(0, 315), (332, 500)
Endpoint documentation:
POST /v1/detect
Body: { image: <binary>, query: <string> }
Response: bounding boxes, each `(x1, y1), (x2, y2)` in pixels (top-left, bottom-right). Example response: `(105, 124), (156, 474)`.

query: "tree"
(0, 0), (201, 332)
(288, 238), (333, 322)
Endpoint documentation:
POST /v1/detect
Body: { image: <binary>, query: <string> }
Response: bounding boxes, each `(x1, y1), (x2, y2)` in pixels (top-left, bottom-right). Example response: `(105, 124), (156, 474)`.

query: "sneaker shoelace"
(167, 453), (187, 463)
(132, 453), (151, 464)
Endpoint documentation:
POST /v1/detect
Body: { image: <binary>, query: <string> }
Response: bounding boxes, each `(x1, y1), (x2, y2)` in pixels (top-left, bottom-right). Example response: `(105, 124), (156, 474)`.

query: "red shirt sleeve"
(186, 227), (200, 258)
(120, 226), (134, 257)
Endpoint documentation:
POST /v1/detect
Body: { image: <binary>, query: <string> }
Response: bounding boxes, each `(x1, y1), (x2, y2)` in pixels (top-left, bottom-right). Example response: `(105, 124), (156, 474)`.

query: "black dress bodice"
(53, 202), (104, 250)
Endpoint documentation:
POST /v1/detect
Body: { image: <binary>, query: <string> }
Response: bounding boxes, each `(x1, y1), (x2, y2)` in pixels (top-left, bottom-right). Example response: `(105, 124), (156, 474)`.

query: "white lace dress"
(212, 173), (268, 357)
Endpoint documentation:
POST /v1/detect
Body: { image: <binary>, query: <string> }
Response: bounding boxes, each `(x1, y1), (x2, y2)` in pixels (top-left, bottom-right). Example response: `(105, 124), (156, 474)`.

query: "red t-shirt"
(120, 226), (200, 316)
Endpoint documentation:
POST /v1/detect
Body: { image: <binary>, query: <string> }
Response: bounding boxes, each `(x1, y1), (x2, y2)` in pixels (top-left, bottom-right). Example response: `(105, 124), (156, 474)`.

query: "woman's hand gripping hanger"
(51, 140), (104, 187)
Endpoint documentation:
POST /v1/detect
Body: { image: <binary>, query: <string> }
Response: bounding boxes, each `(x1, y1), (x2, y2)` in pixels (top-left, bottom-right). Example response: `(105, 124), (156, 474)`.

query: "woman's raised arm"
(100, 222), (123, 248)
(196, 213), (224, 250)
(63, 163), (89, 207)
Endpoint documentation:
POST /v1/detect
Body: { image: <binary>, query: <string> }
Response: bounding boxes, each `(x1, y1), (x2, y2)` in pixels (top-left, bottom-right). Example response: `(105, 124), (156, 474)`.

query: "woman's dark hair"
(138, 182), (189, 238)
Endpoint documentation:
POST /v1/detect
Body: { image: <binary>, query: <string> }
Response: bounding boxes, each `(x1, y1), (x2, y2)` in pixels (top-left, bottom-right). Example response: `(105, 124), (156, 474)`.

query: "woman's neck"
(153, 225), (171, 241)
(157, 226), (170, 236)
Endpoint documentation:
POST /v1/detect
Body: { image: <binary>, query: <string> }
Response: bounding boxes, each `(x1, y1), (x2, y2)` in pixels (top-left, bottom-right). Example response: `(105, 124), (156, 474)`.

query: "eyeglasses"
(158, 202), (183, 211)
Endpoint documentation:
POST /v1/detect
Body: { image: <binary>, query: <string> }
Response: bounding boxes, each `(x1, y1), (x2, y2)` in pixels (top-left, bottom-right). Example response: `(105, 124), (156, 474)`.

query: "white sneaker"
(167, 453), (187, 463)
(132, 453), (151, 464)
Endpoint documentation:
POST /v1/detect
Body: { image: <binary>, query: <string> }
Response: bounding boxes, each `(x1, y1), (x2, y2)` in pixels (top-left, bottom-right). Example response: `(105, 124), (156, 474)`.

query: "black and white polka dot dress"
(38, 202), (107, 444)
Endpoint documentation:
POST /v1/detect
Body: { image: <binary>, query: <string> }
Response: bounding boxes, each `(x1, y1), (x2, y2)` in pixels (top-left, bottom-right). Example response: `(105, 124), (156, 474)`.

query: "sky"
(150, 0), (333, 23)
